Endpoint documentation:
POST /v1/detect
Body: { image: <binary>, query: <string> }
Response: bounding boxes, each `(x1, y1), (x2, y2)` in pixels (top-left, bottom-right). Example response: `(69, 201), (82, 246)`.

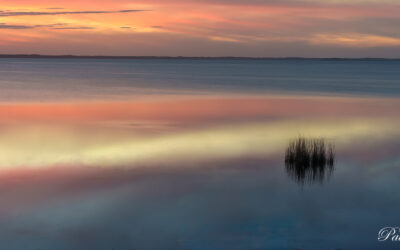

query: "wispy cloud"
(0, 9), (148, 17)
(310, 33), (400, 47)
(1, 0), (400, 56)
(52, 27), (94, 30)
(0, 23), (32, 29)
(0, 22), (95, 30)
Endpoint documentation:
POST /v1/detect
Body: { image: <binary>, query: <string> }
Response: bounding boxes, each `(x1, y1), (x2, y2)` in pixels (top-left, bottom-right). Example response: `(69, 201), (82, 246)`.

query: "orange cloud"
(1, 0), (400, 55)
(311, 33), (400, 47)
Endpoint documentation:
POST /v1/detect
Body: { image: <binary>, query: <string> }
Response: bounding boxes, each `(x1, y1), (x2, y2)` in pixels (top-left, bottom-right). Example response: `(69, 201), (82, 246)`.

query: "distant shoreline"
(0, 54), (399, 60)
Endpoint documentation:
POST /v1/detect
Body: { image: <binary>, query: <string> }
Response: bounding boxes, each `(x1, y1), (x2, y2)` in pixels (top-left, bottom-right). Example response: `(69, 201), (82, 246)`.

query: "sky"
(1, 0), (400, 57)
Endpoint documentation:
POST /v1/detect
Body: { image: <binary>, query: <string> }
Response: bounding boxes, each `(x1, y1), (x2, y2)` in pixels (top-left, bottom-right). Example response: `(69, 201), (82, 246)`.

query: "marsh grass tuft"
(285, 137), (335, 184)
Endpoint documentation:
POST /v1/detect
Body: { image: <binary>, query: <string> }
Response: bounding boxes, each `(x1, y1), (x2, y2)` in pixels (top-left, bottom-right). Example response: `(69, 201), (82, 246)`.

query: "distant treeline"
(0, 54), (399, 60)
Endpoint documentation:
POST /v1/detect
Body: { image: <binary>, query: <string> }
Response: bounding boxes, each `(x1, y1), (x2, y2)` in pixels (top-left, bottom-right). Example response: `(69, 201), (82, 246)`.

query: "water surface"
(1, 58), (400, 101)
(0, 59), (399, 249)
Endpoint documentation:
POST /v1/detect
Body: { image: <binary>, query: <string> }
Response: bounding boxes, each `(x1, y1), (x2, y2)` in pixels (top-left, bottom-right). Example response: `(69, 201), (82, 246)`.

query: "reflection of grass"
(285, 137), (335, 184)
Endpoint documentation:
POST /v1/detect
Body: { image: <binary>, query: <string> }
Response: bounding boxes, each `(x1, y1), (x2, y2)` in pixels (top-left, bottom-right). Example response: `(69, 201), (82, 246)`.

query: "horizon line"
(1, 54), (400, 60)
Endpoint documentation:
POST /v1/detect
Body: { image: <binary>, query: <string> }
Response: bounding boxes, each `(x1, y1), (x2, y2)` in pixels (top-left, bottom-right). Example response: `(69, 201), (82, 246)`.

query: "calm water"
(0, 59), (399, 249)
(1, 58), (400, 101)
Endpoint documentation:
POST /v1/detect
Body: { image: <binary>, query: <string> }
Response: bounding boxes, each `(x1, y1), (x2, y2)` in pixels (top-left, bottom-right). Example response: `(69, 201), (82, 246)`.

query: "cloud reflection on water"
(0, 95), (399, 170)
(0, 94), (399, 249)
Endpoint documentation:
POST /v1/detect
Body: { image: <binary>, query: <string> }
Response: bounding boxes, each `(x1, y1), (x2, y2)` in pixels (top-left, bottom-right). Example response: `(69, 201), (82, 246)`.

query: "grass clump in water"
(285, 137), (335, 184)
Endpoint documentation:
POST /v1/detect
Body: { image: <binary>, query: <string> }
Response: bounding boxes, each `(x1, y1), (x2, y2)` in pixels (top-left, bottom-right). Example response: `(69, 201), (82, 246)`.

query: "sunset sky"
(1, 0), (400, 57)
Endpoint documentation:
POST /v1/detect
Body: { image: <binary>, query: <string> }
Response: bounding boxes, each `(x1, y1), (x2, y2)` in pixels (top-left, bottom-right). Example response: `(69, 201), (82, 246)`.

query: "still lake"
(0, 58), (399, 249)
